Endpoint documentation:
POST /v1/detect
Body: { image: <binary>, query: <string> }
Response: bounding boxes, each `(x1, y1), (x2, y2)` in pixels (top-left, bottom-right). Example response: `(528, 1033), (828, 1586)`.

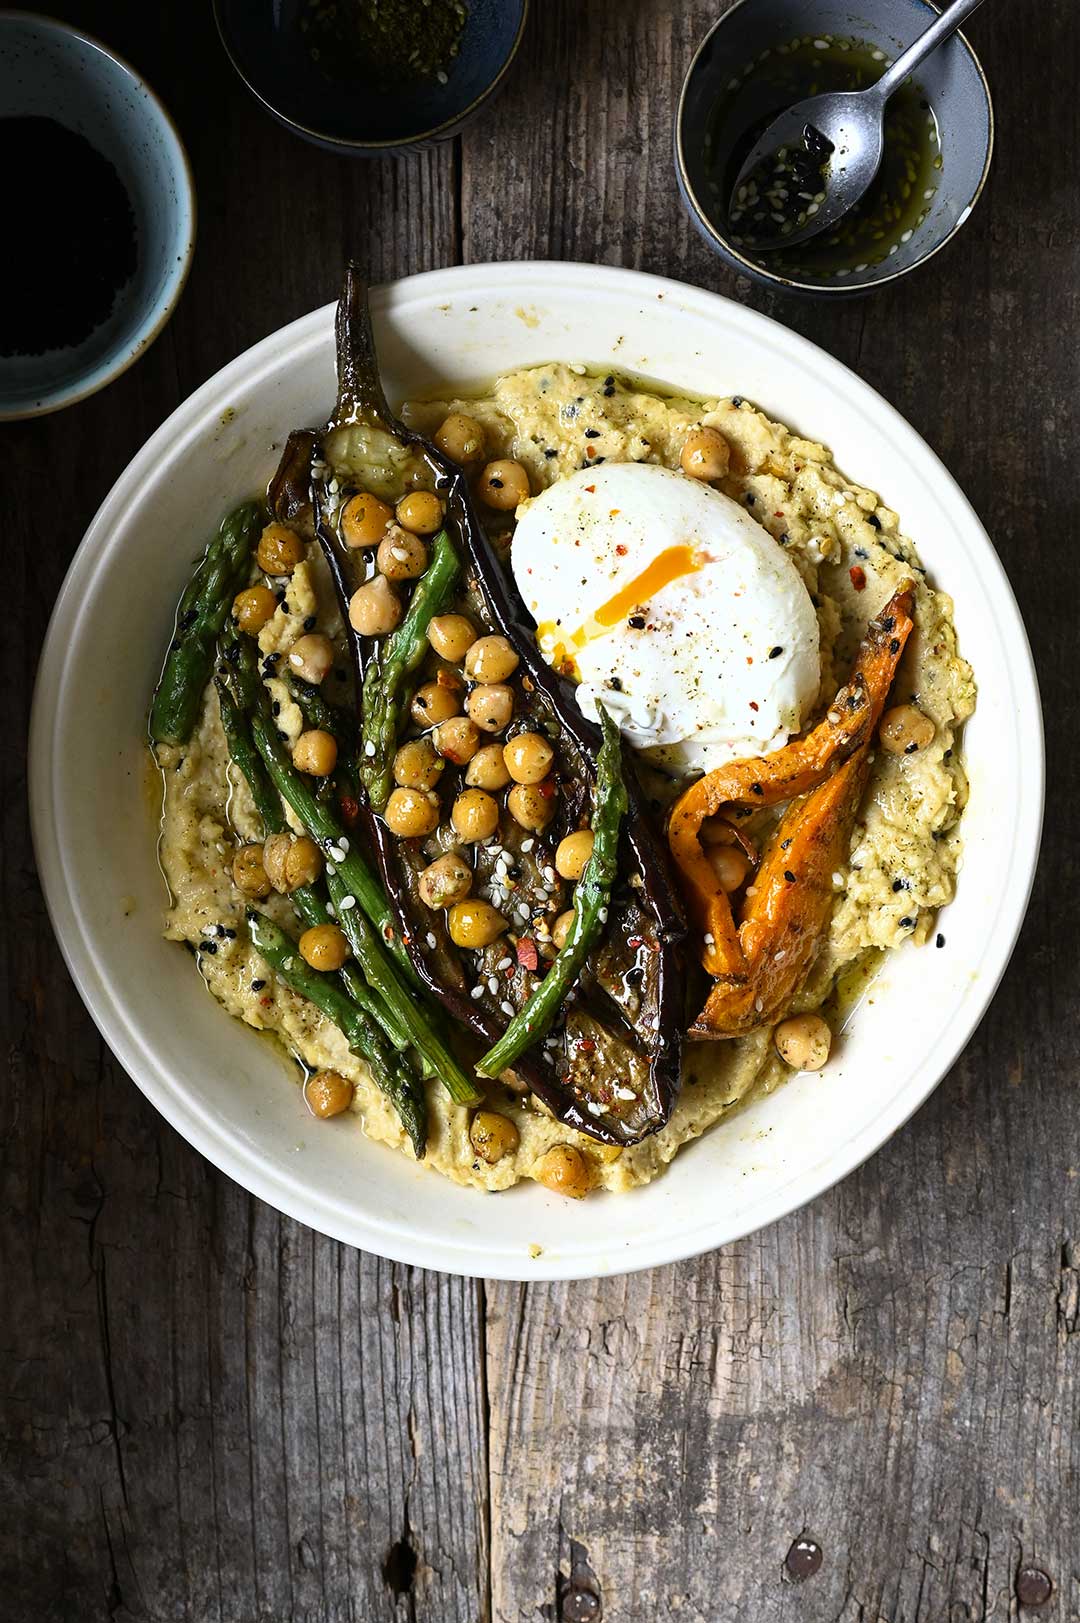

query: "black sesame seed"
(224, 928), (237, 939)
(745, 493), (755, 506)
(732, 395), (743, 407)
(778, 532), (790, 545)
(891, 878), (909, 892)
(628, 614), (646, 629)
(867, 514), (882, 530)
(899, 916), (914, 929)
(178, 608), (198, 630)
(251, 979), (266, 991)
(882, 615), (895, 632)
(769, 646), (783, 659)
(780, 838), (792, 850)
(272, 701), (280, 716)
(201, 941), (218, 955)
(489, 477), (504, 489)
(584, 429), (600, 439)
(889, 637), (901, 654)
(604, 375), (614, 386)
(751, 783), (764, 796)
(609, 675), (624, 691)
(784, 870), (797, 884)
(303, 615), (317, 632)
(544, 448), (558, 458)
(904, 741), (918, 754)
(603, 385), (615, 397)
(854, 546), (869, 559)
(935, 933), (945, 948)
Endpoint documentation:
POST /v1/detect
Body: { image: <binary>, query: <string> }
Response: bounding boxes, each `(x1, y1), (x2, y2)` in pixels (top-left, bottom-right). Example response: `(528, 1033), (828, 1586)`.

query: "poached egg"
(510, 462), (820, 773)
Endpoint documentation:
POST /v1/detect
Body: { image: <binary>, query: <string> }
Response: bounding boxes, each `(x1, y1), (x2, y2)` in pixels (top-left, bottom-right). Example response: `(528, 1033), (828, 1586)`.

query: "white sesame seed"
(363, 739), (376, 757)
(598, 907), (608, 923)
(325, 904), (336, 920)
(470, 984), (484, 1000)
(339, 837), (349, 852)
(339, 895), (356, 911)
(900, 229), (913, 243)
(328, 845), (345, 863)
(390, 547), (408, 563)
(615, 1085), (636, 1101)
(521, 838), (534, 852)
(426, 932), (437, 949)
(488, 977), (500, 995)
(586, 1101), (605, 1117)
(703, 932), (715, 946)
(325, 862), (336, 876)
(754, 997), (764, 1012)
(497, 957), (513, 971)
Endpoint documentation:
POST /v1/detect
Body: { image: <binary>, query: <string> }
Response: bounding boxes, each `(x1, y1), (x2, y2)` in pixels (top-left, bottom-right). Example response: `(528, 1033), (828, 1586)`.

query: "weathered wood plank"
(473, 0), (1077, 1618)
(2, 3), (484, 1620)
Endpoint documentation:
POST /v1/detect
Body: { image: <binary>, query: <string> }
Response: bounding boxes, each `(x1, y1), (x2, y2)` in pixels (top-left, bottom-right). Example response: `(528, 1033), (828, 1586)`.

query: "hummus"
(156, 365), (974, 1194)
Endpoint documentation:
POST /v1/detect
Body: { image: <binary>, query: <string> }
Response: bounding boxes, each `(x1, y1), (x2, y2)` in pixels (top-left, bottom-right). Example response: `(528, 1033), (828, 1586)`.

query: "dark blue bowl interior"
(216, 0), (526, 147)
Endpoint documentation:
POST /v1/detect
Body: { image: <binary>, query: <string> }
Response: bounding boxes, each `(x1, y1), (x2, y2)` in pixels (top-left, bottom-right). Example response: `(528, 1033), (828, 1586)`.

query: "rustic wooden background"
(4, 1), (1075, 1618)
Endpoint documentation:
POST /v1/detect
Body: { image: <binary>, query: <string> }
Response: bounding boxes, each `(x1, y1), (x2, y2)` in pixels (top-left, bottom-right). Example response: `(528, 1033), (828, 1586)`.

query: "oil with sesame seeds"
(703, 35), (942, 282)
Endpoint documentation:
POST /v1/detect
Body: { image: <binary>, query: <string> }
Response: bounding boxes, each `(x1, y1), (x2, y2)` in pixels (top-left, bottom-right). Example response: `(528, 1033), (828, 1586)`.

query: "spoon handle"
(873, 0), (988, 102)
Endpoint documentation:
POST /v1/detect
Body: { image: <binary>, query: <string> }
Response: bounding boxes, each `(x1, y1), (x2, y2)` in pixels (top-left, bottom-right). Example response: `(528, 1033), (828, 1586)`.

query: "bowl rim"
(674, 0), (995, 295)
(28, 261), (1044, 1279)
(0, 9), (196, 421)
(210, 0), (530, 152)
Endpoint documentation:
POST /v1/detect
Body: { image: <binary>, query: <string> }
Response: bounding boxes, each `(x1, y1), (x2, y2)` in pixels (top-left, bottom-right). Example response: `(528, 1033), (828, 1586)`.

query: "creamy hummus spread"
(156, 365), (974, 1194)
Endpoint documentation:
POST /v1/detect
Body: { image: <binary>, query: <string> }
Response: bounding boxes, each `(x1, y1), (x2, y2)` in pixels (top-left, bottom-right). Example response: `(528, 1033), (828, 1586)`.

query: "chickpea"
(465, 742), (511, 791)
(256, 522), (305, 575)
(299, 923), (350, 972)
(232, 843), (271, 898)
(707, 844), (749, 892)
(535, 1144), (591, 1199)
(680, 425), (731, 481)
(393, 737), (445, 791)
(448, 899), (507, 949)
(411, 680), (461, 728)
(286, 632), (334, 685)
(384, 787), (441, 839)
(305, 1070), (354, 1119)
(879, 704), (936, 755)
(418, 851), (473, 909)
(395, 490), (444, 535)
(434, 715), (481, 765)
(340, 491), (393, 549)
(232, 584), (278, 634)
(773, 1013), (832, 1072)
(477, 458), (530, 510)
(507, 780), (556, 831)
(349, 575), (402, 638)
(262, 833), (323, 893)
(293, 729), (338, 776)
(435, 412), (486, 465)
(469, 1110), (520, 1164)
(503, 731), (554, 785)
(555, 829), (594, 881)
(466, 683), (515, 734)
(452, 788), (500, 843)
(377, 526), (428, 582)
(427, 613), (477, 663)
(552, 909), (576, 951)
(464, 633), (519, 683)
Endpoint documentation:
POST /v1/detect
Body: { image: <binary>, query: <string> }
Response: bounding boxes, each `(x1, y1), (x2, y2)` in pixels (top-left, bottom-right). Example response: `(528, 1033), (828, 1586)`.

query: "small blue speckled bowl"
(0, 12), (195, 419)
(676, 0), (993, 296)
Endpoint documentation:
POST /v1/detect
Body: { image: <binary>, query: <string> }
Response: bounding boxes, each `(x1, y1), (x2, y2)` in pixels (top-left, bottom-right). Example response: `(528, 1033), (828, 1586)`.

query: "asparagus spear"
(215, 676), (412, 1050)
(150, 501), (264, 745)
(360, 528), (460, 811)
(477, 706), (627, 1079)
(247, 911), (427, 1159)
(322, 865), (480, 1104)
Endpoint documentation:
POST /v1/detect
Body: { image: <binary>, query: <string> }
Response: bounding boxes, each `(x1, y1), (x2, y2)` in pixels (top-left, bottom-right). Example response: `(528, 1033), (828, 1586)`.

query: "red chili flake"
(749, 700), (759, 711)
(577, 1038), (596, 1053)
(609, 509), (621, 518)
(586, 445), (596, 458)
(615, 543), (628, 555)
(627, 936), (644, 949)
(849, 565), (867, 591)
(746, 656), (754, 665)
(538, 777), (557, 799)
(584, 484), (596, 493)
(774, 510), (784, 517)
(339, 794), (360, 826)
(516, 937), (539, 971)
(260, 995), (273, 1008)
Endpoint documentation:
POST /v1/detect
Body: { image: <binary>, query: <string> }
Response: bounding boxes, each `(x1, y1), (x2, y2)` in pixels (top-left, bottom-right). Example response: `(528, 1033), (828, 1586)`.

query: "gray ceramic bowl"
(676, 0), (993, 296)
(0, 12), (195, 419)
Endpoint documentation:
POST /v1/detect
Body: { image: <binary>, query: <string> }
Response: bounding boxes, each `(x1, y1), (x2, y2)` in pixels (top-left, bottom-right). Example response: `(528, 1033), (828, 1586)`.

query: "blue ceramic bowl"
(0, 12), (195, 420)
(676, 0), (993, 296)
(213, 0), (528, 155)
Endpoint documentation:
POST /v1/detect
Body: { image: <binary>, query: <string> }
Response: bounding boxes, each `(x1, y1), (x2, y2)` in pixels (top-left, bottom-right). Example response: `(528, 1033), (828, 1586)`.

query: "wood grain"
(3, 0), (1076, 1618)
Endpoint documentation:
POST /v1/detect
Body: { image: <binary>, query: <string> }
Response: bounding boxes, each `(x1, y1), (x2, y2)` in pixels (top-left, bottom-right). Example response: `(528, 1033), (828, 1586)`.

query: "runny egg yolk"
(537, 545), (704, 673)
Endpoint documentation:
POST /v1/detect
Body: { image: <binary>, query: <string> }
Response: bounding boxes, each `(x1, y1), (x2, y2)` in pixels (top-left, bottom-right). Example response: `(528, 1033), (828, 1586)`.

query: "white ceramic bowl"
(29, 263), (1043, 1280)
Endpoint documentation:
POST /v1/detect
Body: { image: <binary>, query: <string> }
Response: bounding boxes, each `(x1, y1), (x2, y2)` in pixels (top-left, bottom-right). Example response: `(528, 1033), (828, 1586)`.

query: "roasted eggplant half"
(269, 265), (689, 1146)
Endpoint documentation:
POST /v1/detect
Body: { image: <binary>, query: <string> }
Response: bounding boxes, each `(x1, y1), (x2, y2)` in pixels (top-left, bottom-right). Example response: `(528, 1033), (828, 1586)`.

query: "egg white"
(510, 462), (820, 773)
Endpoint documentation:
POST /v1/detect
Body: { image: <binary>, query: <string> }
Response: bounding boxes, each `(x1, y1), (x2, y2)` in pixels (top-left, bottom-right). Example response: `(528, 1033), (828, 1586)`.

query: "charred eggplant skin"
(307, 264), (688, 1146)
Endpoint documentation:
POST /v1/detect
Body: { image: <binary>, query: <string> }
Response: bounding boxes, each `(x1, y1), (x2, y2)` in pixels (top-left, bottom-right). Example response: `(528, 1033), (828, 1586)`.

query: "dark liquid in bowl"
(0, 116), (137, 356)
(704, 36), (942, 282)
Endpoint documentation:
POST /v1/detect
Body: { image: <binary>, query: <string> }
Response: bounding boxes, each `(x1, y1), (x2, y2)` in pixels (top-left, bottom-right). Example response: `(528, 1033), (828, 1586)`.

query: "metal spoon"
(729, 0), (987, 251)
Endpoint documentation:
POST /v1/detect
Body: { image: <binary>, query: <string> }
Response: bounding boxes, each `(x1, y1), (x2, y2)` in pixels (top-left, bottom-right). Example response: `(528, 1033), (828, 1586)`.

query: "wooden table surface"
(5, 2), (1076, 1618)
